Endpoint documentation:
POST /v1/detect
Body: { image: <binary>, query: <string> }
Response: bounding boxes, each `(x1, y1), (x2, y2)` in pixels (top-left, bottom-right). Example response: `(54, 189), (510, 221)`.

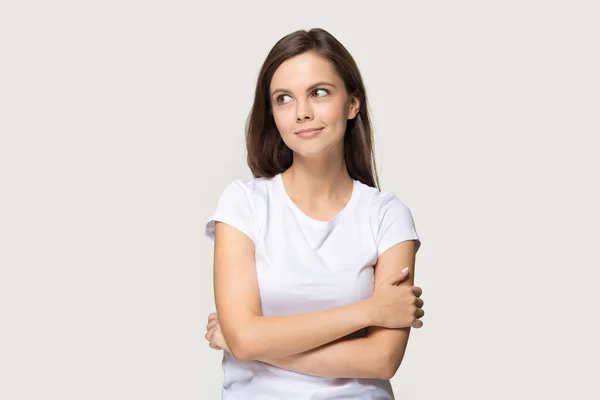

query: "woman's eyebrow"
(271, 81), (336, 97)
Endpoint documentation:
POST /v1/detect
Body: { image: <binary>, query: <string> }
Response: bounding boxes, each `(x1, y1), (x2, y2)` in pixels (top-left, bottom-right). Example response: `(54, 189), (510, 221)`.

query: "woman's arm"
(214, 221), (381, 361)
(255, 240), (421, 379)
(258, 334), (392, 379)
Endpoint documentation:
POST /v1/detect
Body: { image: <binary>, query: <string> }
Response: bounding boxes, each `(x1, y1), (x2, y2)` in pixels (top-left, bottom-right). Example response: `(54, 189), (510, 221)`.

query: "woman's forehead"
(270, 53), (339, 89)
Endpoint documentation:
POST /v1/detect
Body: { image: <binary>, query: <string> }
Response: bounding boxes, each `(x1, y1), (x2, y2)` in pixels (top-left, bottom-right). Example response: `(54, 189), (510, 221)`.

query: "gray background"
(1, 0), (598, 399)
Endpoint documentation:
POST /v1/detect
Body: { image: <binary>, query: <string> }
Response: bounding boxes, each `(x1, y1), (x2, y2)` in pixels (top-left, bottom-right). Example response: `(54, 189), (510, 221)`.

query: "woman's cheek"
(317, 101), (344, 122)
(273, 111), (291, 135)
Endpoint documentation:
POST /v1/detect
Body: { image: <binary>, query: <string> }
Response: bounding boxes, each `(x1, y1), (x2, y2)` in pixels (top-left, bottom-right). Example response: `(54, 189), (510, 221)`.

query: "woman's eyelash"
(312, 88), (330, 96)
(276, 88), (330, 104)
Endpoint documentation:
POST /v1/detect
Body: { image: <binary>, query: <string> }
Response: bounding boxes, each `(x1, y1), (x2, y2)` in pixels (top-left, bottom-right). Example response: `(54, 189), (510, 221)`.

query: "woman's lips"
(295, 127), (324, 139)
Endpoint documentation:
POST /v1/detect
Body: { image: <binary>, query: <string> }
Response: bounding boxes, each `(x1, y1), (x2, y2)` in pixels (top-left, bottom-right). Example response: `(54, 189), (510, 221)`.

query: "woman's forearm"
(257, 335), (389, 379)
(231, 299), (376, 361)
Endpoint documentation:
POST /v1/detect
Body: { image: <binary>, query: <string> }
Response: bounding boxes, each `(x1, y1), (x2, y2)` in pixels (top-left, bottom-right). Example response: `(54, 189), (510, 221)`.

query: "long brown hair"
(245, 28), (380, 190)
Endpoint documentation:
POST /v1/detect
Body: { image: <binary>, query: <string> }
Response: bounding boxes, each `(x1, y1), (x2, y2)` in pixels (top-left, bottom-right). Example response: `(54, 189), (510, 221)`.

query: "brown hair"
(245, 28), (380, 190)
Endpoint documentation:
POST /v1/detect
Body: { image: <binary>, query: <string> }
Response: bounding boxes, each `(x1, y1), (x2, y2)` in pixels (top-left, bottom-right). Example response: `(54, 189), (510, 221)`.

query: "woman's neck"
(282, 157), (353, 205)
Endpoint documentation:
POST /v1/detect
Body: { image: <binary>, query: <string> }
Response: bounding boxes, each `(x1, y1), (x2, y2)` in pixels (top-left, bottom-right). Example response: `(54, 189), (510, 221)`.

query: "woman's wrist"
(356, 297), (379, 328)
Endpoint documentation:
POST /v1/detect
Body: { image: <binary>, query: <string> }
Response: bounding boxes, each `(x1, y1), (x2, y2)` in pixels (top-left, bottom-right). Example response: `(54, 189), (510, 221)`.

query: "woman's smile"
(295, 127), (324, 139)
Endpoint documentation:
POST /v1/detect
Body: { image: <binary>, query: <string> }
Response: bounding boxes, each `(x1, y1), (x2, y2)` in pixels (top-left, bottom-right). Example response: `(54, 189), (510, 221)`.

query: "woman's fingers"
(209, 330), (220, 349)
(205, 326), (221, 350)
(205, 318), (226, 351)
(206, 313), (219, 331)
(415, 308), (425, 319)
(410, 306), (425, 328)
(391, 267), (410, 286)
(415, 298), (424, 308)
(412, 319), (424, 328)
(212, 327), (230, 353)
(376, 268), (410, 290)
(206, 319), (218, 331)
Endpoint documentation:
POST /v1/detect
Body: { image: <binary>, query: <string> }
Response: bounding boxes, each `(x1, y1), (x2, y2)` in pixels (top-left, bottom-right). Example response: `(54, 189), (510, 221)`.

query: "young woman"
(204, 28), (424, 399)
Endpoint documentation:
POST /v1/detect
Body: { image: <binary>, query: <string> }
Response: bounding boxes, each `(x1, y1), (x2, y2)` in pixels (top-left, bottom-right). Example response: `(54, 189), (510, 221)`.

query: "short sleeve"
(376, 194), (421, 257)
(205, 179), (256, 245)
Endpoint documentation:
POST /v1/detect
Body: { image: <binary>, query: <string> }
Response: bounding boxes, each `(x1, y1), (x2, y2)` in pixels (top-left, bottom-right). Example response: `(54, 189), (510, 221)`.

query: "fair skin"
(206, 51), (424, 379)
(270, 51), (356, 211)
(206, 241), (421, 379)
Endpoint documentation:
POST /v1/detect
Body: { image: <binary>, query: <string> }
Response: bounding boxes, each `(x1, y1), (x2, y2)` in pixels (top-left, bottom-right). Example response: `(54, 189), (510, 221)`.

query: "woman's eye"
(276, 89), (328, 104)
(277, 94), (291, 104)
(314, 88), (329, 97)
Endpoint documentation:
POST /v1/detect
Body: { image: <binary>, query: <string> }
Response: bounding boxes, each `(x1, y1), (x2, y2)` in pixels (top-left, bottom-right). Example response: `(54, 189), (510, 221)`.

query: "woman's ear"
(347, 94), (360, 120)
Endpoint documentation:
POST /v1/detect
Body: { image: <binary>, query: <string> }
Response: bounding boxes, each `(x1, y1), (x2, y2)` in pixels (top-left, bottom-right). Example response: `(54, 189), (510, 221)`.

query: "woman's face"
(269, 51), (359, 159)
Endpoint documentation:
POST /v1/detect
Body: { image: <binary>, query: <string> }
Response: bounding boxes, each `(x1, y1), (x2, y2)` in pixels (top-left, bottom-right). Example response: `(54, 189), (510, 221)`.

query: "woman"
(204, 28), (424, 399)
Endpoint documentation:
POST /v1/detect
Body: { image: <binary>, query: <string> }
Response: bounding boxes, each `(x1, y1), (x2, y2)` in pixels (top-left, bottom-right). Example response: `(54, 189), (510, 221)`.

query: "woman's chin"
(284, 134), (344, 160)
(291, 144), (340, 160)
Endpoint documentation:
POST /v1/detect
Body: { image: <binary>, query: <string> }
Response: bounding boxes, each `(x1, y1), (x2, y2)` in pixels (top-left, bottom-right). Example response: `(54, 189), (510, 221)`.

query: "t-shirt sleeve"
(205, 179), (256, 245)
(376, 194), (422, 257)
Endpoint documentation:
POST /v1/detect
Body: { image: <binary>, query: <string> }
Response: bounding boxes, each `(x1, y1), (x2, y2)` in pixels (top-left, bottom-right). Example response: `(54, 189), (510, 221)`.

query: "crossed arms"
(210, 221), (421, 380)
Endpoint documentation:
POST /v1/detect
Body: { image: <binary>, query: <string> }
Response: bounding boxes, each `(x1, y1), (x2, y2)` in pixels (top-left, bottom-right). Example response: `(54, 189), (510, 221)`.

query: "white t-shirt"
(205, 173), (421, 400)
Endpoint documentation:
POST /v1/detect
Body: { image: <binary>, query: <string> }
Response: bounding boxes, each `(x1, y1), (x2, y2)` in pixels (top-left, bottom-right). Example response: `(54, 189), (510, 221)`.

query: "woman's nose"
(296, 101), (313, 121)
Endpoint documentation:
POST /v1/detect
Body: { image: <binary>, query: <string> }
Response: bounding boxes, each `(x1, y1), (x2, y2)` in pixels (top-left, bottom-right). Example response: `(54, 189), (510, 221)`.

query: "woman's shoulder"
(354, 180), (412, 216)
(213, 175), (278, 216)
(206, 176), (276, 244)
(220, 175), (275, 202)
(354, 180), (421, 253)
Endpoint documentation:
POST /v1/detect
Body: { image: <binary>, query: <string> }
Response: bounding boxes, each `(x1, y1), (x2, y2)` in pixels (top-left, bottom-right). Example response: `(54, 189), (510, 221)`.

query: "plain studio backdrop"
(1, 1), (598, 399)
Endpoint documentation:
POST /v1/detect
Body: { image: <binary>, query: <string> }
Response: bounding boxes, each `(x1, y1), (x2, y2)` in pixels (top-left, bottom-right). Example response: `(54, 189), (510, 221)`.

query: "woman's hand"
(369, 267), (425, 329)
(205, 312), (231, 353)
